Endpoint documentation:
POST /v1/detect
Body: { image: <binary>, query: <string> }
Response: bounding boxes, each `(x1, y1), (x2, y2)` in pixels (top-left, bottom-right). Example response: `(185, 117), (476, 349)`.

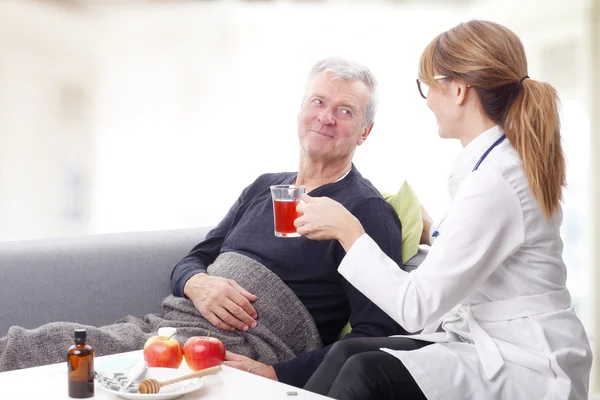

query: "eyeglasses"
(416, 75), (448, 99)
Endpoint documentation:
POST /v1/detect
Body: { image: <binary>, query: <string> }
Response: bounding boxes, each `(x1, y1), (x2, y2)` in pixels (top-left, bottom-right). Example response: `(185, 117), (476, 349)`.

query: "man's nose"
(318, 109), (335, 125)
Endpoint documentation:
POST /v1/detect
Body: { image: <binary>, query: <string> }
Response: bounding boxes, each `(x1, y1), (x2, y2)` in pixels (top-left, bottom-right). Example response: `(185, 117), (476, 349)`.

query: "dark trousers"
(304, 337), (432, 400)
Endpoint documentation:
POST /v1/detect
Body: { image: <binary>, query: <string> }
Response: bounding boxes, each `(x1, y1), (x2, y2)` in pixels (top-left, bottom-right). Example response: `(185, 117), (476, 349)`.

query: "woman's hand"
(295, 194), (365, 251)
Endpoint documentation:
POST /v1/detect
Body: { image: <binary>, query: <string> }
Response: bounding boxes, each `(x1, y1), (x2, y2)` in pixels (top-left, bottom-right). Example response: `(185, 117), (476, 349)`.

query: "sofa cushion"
(381, 180), (423, 264)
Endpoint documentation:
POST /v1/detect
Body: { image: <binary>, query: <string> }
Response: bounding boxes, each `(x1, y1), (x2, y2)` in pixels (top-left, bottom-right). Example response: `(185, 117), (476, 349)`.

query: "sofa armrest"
(0, 227), (212, 336)
(403, 246), (429, 272)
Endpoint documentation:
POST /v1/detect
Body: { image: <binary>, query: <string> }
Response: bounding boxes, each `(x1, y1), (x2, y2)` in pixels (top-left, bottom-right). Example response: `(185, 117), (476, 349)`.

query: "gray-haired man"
(171, 57), (405, 386)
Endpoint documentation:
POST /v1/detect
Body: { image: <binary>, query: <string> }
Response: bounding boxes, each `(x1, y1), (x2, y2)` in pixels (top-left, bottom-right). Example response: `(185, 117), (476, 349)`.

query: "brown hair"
(418, 20), (565, 219)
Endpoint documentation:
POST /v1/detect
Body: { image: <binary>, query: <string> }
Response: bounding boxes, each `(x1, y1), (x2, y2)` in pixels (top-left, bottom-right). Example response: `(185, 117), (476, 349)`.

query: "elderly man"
(0, 58), (404, 389)
(171, 57), (405, 387)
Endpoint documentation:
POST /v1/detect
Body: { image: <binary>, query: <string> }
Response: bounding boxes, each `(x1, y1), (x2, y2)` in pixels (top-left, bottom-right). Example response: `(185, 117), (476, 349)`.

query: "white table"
(0, 350), (331, 399)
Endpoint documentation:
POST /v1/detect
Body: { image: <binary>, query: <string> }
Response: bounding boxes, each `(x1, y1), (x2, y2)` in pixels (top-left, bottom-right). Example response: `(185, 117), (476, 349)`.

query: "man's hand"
(184, 273), (258, 332)
(224, 351), (277, 381)
(420, 204), (434, 245)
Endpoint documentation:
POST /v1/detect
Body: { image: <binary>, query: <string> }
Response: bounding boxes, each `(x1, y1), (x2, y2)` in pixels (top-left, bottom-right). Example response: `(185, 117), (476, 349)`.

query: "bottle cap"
(74, 329), (87, 341)
(157, 327), (177, 338)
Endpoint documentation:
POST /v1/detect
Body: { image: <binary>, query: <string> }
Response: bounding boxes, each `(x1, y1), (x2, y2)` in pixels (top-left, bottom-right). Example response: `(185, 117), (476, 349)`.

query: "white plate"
(97, 367), (204, 400)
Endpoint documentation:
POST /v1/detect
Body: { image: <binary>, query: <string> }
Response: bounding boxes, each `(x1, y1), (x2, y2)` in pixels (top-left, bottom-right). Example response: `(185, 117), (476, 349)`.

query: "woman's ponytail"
(503, 79), (566, 219)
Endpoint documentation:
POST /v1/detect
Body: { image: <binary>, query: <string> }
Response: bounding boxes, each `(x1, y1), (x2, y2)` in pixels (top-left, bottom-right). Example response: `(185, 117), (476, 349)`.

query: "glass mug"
(269, 185), (306, 237)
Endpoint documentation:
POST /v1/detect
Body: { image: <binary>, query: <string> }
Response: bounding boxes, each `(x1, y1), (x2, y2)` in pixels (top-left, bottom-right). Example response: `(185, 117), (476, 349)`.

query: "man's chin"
(304, 148), (335, 161)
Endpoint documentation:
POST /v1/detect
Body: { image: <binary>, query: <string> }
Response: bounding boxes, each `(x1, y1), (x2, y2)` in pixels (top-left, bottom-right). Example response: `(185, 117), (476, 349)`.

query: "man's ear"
(357, 122), (374, 146)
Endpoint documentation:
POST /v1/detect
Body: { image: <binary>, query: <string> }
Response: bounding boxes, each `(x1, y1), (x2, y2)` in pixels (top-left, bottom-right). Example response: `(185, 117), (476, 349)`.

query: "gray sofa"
(0, 227), (426, 337)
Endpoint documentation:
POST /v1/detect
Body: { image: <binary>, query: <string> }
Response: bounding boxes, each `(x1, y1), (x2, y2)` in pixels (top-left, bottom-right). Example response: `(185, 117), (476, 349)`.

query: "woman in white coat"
(297, 20), (592, 400)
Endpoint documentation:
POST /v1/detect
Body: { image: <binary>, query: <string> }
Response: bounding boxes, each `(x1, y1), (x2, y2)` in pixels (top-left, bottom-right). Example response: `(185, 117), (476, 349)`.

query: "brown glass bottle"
(67, 329), (94, 398)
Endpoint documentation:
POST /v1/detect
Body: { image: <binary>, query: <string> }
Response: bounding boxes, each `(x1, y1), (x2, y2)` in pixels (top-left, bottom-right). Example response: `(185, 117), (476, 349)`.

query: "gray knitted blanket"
(0, 252), (322, 371)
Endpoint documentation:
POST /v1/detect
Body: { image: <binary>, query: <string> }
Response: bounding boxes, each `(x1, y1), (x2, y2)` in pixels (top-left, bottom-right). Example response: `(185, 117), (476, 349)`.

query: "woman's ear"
(454, 81), (469, 106)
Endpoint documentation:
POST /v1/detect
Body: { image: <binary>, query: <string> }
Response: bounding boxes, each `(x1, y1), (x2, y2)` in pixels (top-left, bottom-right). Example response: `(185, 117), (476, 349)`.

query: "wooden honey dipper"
(138, 365), (222, 394)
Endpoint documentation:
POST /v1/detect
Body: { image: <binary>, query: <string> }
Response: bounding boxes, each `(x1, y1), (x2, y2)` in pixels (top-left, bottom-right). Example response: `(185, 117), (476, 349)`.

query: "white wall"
(0, 1), (94, 241)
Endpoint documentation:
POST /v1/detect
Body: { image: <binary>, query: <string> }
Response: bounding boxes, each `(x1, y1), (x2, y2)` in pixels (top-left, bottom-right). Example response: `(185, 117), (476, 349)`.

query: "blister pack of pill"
(95, 371), (140, 393)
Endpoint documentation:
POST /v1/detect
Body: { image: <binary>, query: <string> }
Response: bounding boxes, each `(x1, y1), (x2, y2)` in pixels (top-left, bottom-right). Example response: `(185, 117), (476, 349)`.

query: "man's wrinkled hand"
(420, 204), (434, 245)
(224, 351), (277, 381)
(184, 273), (258, 332)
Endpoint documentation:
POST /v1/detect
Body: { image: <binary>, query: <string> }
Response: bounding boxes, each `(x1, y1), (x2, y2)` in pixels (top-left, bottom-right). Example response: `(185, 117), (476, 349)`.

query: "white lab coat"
(339, 126), (592, 399)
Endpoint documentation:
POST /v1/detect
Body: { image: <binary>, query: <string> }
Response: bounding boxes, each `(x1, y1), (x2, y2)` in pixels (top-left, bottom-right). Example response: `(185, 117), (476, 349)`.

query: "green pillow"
(381, 180), (423, 264)
(338, 322), (352, 339)
(338, 181), (422, 340)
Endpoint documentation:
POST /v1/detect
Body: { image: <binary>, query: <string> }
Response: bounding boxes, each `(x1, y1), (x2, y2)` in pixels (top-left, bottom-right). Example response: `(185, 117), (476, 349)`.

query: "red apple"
(183, 335), (226, 372)
(143, 328), (183, 369)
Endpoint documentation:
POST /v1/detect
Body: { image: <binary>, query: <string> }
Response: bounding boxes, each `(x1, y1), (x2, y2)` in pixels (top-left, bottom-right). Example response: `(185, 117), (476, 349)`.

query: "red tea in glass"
(270, 184), (306, 238)
(273, 199), (301, 236)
